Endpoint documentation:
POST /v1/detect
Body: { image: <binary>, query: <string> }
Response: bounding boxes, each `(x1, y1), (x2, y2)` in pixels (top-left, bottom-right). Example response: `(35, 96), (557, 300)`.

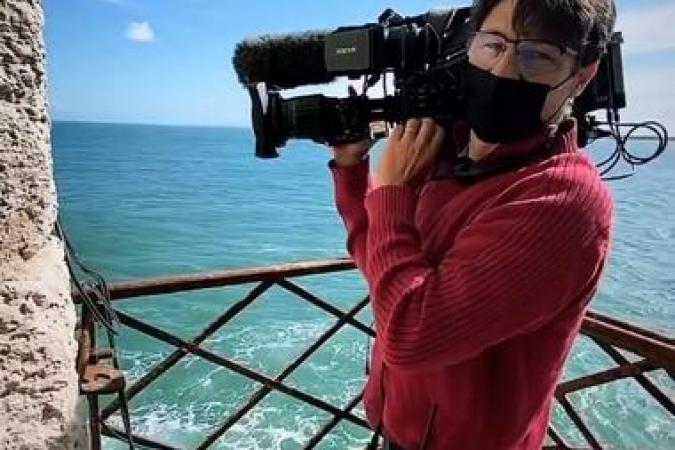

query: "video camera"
(233, 7), (627, 158)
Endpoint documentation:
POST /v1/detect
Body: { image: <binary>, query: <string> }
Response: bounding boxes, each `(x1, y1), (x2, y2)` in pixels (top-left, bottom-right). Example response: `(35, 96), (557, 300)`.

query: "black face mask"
(461, 63), (562, 144)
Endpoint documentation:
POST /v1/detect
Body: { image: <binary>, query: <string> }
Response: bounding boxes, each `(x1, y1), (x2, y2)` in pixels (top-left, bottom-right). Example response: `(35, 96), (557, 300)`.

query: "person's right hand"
(332, 139), (373, 167)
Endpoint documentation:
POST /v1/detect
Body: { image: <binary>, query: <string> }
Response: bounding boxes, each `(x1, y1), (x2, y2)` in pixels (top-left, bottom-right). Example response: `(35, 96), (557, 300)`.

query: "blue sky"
(44, 0), (675, 131)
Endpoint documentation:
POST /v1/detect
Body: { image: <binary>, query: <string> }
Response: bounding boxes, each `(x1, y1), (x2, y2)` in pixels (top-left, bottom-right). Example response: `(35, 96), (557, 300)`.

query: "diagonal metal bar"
(276, 278), (374, 337)
(542, 446), (590, 450)
(546, 425), (570, 449)
(101, 281), (273, 420)
(114, 310), (370, 430)
(556, 359), (661, 397)
(101, 422), (179, 449)
(591, 337), (675, 415)
(584, 315), (675, 380)
(556, 395), (602, 449)
(304, 393), (364, 449)
(586, 313), (675, 379)
(196, 295), (371, 449)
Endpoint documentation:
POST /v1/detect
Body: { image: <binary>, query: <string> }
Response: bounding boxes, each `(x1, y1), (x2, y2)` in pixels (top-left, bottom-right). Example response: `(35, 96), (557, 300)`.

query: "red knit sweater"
(330, 121), (613, 450)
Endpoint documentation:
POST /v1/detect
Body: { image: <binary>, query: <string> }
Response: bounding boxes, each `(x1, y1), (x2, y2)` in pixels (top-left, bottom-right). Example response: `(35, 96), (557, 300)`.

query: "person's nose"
(491, 44), (520, 80)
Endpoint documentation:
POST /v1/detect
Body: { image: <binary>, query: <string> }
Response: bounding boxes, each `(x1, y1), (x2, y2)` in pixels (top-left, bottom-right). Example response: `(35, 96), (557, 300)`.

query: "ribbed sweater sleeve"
(363, 163), (612, 371)
(330, 158), (371, 273)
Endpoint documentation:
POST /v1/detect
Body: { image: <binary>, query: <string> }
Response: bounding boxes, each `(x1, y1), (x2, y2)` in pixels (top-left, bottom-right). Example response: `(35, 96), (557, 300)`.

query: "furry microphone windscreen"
(233, 31), (337, 90)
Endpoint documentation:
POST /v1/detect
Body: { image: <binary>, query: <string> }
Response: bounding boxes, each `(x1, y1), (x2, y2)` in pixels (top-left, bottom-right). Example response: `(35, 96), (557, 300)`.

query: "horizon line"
(50, 119), (674, 141)
(51, 118), (250, 129)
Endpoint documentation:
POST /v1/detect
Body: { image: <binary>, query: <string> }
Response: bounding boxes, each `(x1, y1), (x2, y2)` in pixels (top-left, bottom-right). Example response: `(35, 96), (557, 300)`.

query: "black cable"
(55, 217), (119, 332)
(56, 215), (135, 448)
(589, 113), (669, 181)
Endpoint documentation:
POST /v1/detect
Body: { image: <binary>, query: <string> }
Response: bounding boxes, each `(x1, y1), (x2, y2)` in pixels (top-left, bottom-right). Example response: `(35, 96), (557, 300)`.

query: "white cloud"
(617, 4), (675, 54)
(125, 21), (155, 43)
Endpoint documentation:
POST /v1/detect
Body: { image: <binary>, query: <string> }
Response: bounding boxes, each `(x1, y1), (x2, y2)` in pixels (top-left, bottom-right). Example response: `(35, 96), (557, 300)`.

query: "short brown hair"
(470, 0), (616, 65)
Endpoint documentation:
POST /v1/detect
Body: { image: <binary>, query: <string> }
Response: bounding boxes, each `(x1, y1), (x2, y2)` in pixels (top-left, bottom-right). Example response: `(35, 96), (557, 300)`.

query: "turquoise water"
(53, 121), (674, 449)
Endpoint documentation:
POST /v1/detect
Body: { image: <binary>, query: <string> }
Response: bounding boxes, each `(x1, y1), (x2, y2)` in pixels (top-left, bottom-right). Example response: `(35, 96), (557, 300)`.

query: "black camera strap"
(429, 137), (556, 185)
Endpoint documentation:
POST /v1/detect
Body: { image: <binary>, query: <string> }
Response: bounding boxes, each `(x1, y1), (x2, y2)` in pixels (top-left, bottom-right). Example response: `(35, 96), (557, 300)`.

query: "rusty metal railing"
(74, 258), (674, 449)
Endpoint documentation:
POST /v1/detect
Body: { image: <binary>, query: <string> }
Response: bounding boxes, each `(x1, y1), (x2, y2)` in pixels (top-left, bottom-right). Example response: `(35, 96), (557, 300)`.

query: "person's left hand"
(377, 118), (446, 187)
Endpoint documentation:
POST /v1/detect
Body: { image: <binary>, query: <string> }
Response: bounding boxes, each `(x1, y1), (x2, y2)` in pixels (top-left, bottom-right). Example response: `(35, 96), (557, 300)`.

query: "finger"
(402, 118), (422, 142)
(413, 126), (446, 176)
(389, 123), (405, 142)
(429, 124), (447, 153)
(414, 118), (437, 149)
(416, 126), (445, 168)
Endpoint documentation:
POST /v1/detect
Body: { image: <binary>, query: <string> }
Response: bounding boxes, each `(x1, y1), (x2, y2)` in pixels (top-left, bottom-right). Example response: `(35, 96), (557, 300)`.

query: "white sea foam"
(103, 317), (372, 448)
(117, 349), (170, 383)
(106, 398), (371, 449)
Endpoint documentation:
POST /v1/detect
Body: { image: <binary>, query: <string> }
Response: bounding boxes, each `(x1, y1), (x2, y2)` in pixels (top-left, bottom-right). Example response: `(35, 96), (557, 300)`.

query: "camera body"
(233, 7), (626, 158)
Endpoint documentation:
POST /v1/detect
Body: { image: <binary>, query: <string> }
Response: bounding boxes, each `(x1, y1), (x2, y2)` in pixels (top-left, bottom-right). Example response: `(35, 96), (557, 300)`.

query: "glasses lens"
(468, 32), (505, 69)
(468, 33), (575, 84)
(516, 41), (567, 82)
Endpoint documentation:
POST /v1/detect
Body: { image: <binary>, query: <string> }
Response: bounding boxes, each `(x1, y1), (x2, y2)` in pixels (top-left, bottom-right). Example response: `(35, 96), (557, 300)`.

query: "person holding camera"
(330, 0), (616, 448)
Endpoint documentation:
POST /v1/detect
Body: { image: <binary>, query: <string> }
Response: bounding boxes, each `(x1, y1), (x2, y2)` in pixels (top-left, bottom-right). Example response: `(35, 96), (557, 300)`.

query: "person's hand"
(332, 139), (373, 167)
(378, 118), (446, 187)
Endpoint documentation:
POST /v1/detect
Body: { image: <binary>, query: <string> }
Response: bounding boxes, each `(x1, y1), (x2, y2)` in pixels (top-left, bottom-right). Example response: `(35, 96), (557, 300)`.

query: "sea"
(52, 121), (674, 449)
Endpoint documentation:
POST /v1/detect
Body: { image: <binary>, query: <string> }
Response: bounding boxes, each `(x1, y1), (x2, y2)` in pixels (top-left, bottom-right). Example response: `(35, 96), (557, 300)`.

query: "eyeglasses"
(467, 31), (579, 84)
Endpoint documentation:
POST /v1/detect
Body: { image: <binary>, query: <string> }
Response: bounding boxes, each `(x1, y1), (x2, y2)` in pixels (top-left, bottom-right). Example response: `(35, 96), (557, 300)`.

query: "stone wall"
(1, 0), (85, 448)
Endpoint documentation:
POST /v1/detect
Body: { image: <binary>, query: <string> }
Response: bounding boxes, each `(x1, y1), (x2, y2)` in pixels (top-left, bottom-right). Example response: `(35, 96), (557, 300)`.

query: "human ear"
(573, 60), (600, 97)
